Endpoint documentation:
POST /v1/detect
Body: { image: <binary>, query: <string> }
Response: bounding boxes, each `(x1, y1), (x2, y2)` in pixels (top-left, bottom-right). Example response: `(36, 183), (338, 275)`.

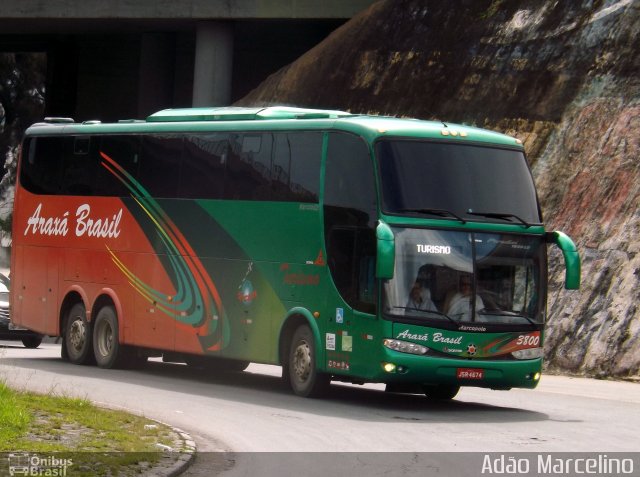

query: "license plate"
(457, 368), (484, 380)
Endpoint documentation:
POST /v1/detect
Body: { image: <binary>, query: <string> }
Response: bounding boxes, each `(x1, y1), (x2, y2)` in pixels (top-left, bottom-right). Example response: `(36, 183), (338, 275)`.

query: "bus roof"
(26, 106), (523, 148)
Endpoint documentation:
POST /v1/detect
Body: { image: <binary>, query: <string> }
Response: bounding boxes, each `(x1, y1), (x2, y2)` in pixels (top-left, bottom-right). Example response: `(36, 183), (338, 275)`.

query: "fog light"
(383, 362), (396, 373)
(533, 372), (541, 381)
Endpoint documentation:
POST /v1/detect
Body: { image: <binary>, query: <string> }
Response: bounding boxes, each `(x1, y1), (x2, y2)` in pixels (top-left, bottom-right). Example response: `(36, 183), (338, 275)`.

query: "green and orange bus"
(10, 106), (580, 399)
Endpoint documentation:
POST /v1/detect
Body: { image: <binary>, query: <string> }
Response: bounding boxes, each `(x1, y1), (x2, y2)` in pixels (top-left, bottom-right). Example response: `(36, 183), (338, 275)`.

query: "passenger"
(446, 275), (484, 320)
(406, 269), (437, 311)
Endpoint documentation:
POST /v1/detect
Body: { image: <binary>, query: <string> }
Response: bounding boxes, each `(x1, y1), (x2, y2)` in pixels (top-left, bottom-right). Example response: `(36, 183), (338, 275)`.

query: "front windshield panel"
(383, 228), (546, 325)
(377, 139), (541, 224)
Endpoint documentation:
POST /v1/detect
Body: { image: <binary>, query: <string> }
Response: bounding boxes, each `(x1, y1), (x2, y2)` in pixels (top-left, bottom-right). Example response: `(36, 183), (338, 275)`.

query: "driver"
(446, 275), (484, 320)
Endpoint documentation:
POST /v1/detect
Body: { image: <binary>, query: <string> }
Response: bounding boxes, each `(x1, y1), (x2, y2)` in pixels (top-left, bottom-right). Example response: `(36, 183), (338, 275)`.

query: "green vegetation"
(0, 381), (182, 475)
(0, 380), (31, 444)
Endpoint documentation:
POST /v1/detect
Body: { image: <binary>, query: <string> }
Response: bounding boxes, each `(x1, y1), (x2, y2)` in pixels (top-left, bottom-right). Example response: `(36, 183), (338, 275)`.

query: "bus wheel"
(64, 303), (94, 365)
(423, 384), (460, 400)
(21, 335), (43, 349)
(93, 305), (124, 369)
(61, 337), (69, 361)
(288, 325), (329, 397)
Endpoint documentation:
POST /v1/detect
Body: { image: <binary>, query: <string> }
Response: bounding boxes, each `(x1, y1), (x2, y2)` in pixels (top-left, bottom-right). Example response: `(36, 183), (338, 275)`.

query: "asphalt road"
(1, 341), (639, 476)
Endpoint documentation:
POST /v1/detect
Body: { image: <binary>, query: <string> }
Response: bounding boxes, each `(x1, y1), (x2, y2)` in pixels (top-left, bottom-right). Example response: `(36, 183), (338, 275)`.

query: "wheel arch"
(59, 286), (89, 336)
(278, 307), (323, 367)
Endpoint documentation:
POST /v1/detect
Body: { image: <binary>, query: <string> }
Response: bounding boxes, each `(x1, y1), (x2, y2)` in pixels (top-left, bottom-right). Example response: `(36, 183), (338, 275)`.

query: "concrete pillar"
(192, 21), (234, 107)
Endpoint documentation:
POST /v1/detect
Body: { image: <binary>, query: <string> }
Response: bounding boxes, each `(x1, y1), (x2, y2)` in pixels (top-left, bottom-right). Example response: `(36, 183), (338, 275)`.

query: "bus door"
(325, 225), (377, 375)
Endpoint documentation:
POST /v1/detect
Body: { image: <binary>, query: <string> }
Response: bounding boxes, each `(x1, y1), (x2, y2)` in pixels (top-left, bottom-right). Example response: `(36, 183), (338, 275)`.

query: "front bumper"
(374, 349), (542, 390)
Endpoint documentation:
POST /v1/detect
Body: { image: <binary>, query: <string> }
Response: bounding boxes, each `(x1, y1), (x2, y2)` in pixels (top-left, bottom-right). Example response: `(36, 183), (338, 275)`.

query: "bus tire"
(64, 302), (95, 365)
(21, 335), (43, 349)
(93, 305), (125, 369)
(287, 324), (329, 398)
(423, 384), (460, 400)
(61, 337), (69, 361)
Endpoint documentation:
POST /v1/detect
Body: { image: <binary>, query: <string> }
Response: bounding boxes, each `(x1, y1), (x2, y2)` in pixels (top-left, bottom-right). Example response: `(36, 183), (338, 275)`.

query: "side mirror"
(546, 231), (581, 290)
(376, 221), (395, 279)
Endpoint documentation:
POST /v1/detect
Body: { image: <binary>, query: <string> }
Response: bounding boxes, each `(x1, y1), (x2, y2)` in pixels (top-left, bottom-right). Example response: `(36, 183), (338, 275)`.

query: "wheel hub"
(69, 320), (85, 351)
(292, 341), (311, 381)
(96, 320), (113, 357)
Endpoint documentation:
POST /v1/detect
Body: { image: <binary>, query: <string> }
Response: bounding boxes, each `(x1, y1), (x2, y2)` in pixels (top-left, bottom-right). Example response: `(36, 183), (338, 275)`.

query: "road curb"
(93, 401), (198, 476)
(151, 426), (197, 477)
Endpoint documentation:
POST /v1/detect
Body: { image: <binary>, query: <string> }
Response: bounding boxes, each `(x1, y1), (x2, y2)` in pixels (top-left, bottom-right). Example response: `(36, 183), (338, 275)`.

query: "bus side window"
(139, 135), (182, 198)
(288, 132), (322, 203)
(181, 133), (229, 200)
(324, 132), (377, 314)
(272, 133), (292, 201)
(273, 132), (322, 203)
(99, 135), (141, 196)
(20, 137), (64, 195)
(224, 133), (273, 201)
(61, 137), (94, 196)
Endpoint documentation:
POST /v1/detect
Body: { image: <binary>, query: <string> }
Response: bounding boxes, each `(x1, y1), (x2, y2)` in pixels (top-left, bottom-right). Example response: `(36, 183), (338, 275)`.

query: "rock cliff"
(238, 0), (640, 379)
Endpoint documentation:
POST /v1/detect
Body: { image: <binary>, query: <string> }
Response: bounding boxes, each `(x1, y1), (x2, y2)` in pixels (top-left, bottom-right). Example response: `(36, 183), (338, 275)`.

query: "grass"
(0, 380), (31, 443)
(0, 380), (184, 475)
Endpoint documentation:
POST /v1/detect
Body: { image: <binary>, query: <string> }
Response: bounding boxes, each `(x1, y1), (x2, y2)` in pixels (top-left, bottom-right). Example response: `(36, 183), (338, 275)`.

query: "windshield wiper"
(398, 208), (466, 224)
(466, 211), (532, 228)
(478, 310), (537, 326)
(392, 306), (458, 325)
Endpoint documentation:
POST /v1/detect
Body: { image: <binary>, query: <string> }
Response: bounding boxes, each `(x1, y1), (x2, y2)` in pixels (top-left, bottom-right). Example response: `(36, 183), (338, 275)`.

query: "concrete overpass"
(0, 1), (377, 121)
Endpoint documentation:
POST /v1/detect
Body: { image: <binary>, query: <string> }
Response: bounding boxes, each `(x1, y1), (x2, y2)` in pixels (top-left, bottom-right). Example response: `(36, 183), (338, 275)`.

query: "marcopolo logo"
(416, 244), (451, 255)
(237, 279), (257, 306)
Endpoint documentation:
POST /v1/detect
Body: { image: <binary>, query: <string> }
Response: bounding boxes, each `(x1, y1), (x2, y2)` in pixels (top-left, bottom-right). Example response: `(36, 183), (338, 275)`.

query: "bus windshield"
(383, 228), (547, 325)
(376, 139), (541, 225)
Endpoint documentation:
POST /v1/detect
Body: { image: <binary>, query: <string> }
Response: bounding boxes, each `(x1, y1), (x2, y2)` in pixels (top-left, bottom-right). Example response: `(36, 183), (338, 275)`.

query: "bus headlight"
(383, 339), (429, 355)
(511, 348), (543, 359)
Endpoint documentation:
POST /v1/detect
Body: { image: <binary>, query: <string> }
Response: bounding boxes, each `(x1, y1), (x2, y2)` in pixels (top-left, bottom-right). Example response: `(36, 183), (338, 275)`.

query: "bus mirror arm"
(546, 231), (581, 290)
(376, 221), (395, 280)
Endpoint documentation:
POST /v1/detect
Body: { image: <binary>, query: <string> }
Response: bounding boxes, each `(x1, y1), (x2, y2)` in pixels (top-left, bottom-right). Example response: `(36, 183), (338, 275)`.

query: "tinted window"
(181, 133), (228, 199)
(20, 131), (323, 203)
(21, 137), (64, 195)
(324, 132), (377, 313)
(224, 133), (273, 200)
(377, 140), (541, 224)
(22, 135), (134, 197)
(99, 135), (141, 195)
(139, 135), (181, 197)
(273, 132), (322, 202)
(288, 132), (322, 202)
(61, 136), (102, 195)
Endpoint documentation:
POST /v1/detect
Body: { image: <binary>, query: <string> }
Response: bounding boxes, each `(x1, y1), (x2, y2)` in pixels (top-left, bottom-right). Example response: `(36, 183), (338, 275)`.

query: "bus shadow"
(3, 351), (551, 424)
(0, 343), (29, 350)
